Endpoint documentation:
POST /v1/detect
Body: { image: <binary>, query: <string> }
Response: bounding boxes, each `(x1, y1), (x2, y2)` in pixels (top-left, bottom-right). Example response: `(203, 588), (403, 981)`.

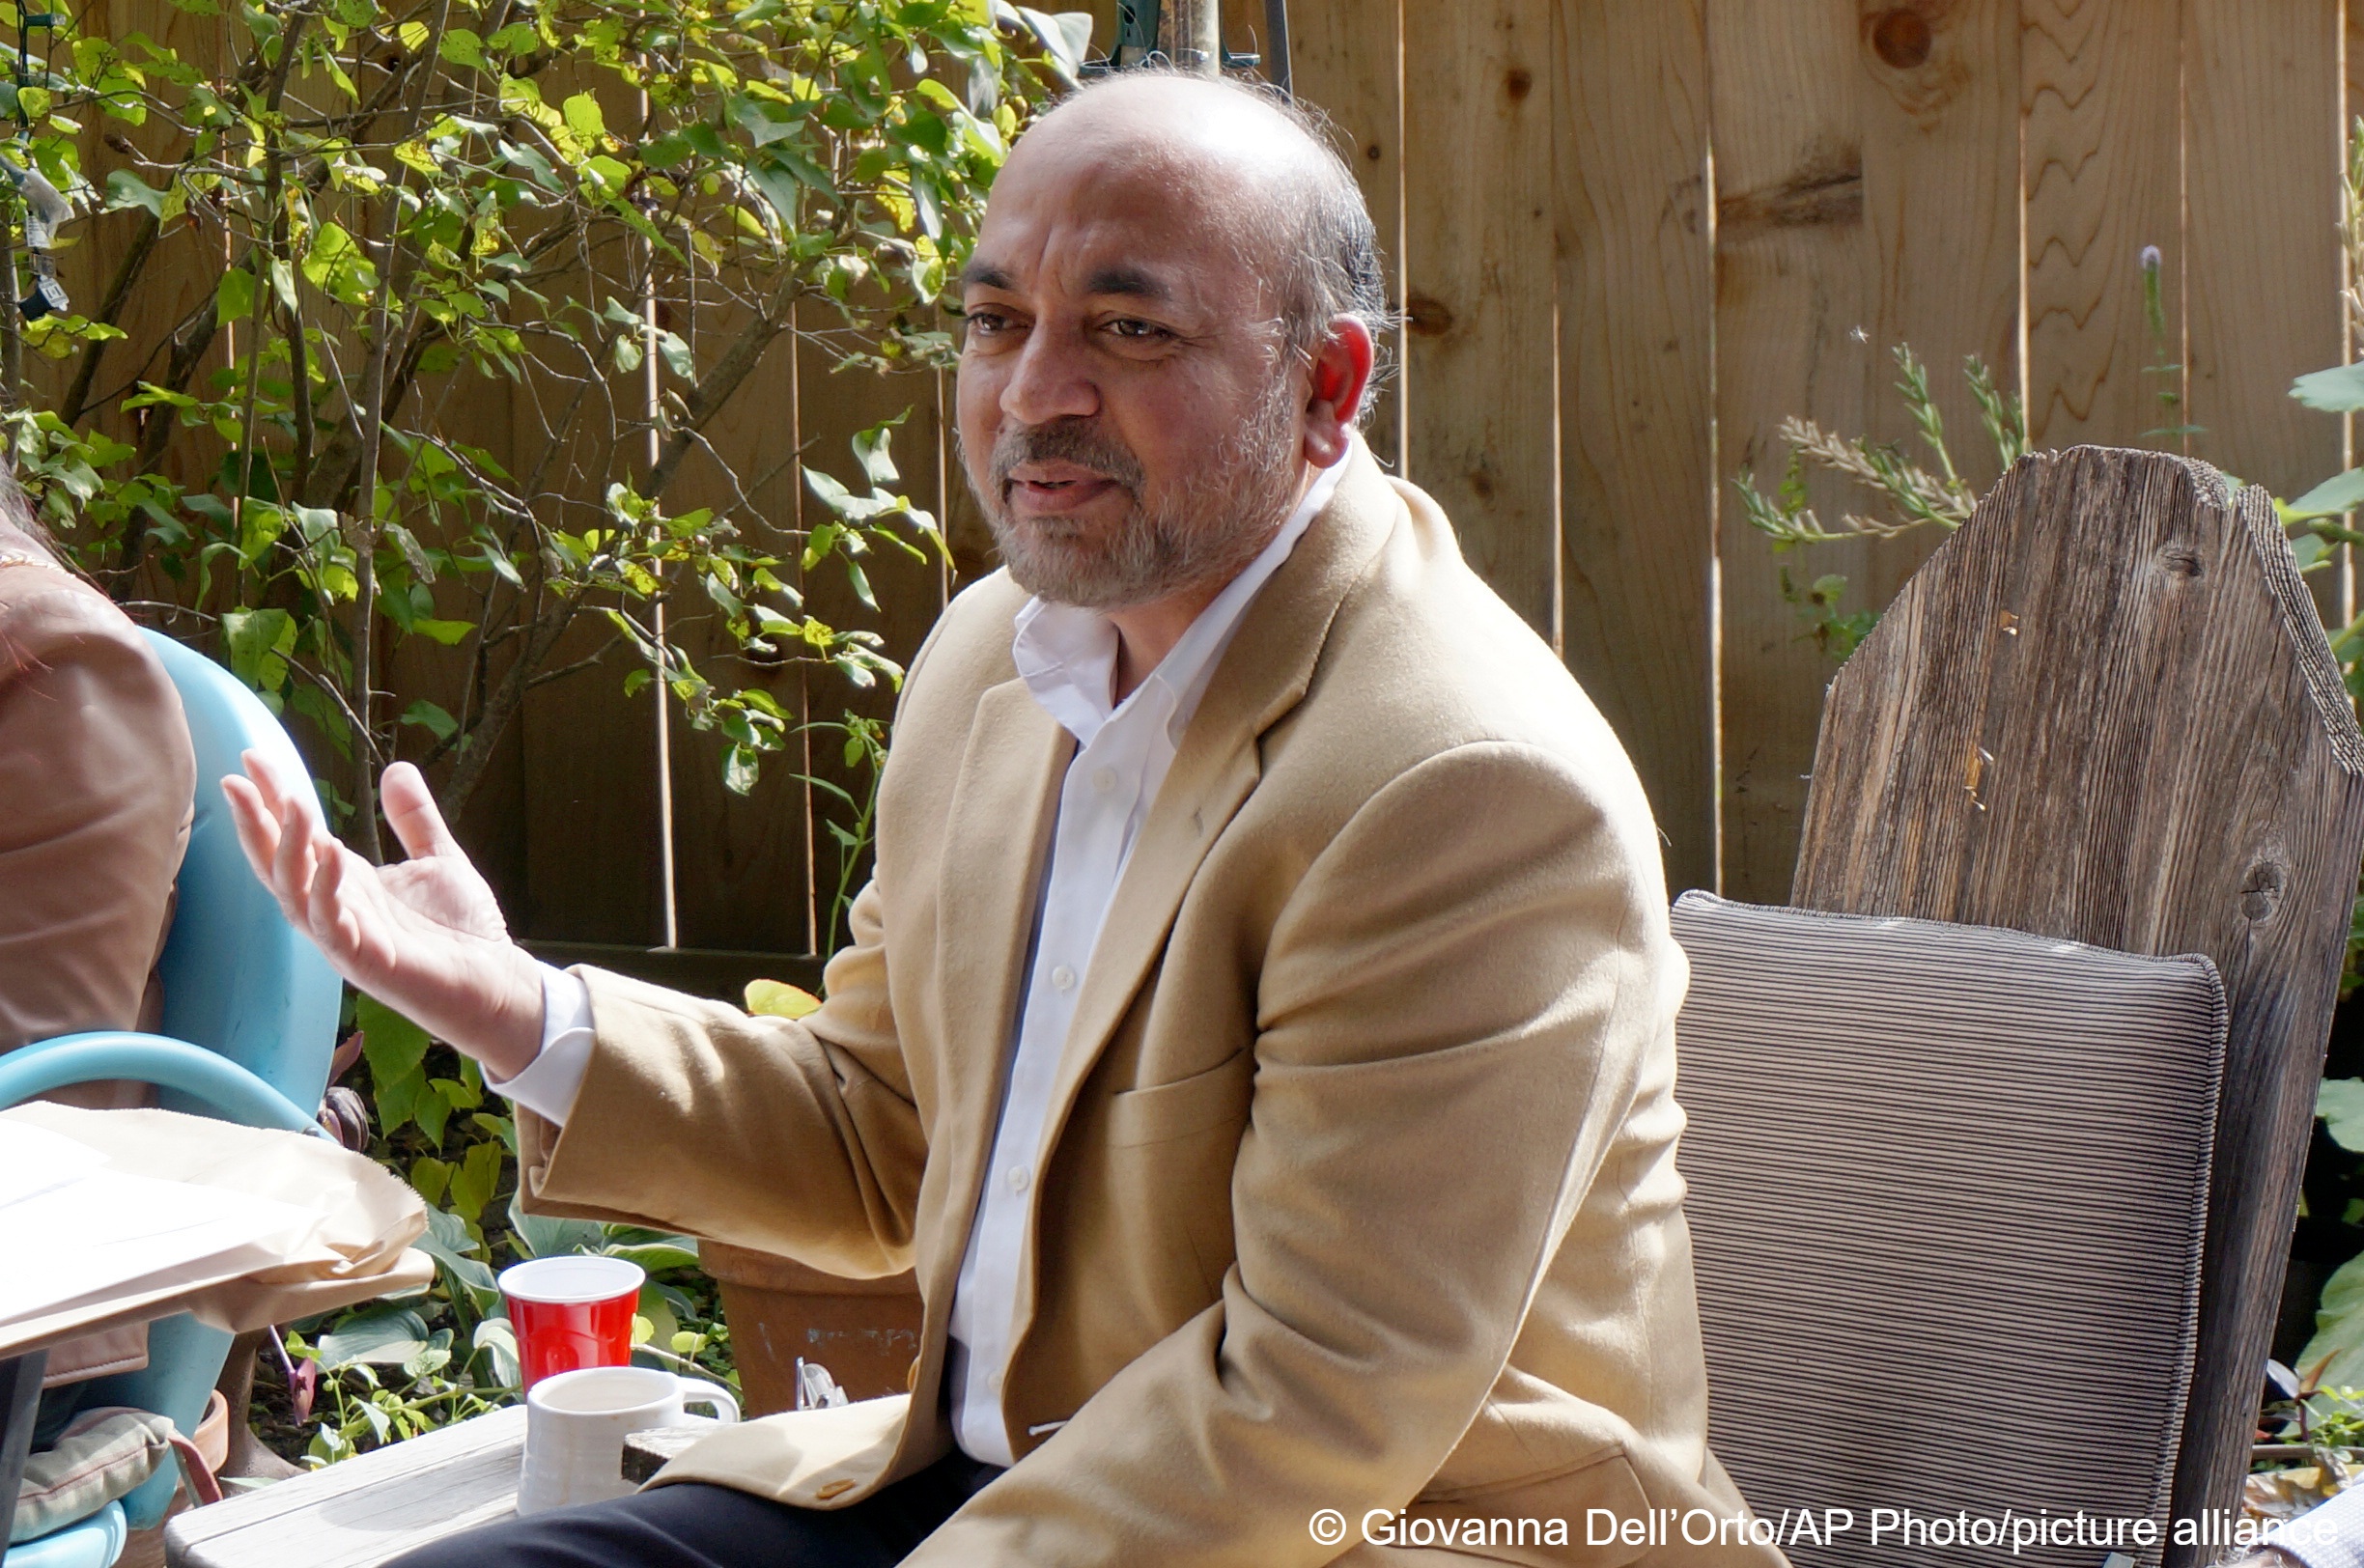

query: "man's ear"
(1303, 318), (1376, 467)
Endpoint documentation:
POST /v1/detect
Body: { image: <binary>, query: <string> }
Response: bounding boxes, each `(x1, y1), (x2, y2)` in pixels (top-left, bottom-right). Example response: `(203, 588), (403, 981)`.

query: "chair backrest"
(1786, 446), (2364, 1533)
(1674, 892), (2226, 1568)
(137, 630), (341, 1115)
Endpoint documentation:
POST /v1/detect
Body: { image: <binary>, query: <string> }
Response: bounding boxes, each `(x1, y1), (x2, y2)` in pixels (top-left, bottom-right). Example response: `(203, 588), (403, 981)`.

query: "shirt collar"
(1012, 441), (1353, 748)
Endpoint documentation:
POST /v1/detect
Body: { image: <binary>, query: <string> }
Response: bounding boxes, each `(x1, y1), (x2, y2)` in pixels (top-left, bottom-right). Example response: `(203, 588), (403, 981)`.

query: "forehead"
(968, 135), (1265, 305)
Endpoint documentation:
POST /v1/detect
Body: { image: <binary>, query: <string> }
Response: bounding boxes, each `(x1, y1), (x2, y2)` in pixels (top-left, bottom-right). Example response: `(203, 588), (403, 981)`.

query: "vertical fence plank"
(1555, 0), (1716, 893)
(794, 334), (950, 951)
(2186, 0), (2346, 617)
(1399, 0), (1560, 638)
(2021, 0), (2184, 452)
(663, 305), (813, 958)
(1289, 0), (1407, 468)
(1856, 0), (2024, 591)
(519, 625), (668, 944)
(510, 245), (668, 946)
(1708, 0), (1872, 902)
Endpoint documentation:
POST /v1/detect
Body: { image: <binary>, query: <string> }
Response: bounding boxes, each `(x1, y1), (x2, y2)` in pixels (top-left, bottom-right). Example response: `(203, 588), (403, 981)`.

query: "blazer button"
(817, 1479), (858, 1501)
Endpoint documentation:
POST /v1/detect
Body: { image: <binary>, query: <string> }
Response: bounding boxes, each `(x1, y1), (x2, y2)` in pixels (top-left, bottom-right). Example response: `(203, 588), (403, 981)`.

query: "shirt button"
(1092, 767), (1118, 794)
(1050, 965), (1076, 992)
(1006, 1166), (1030, 1193)
(987, 1370), (1004, 1392)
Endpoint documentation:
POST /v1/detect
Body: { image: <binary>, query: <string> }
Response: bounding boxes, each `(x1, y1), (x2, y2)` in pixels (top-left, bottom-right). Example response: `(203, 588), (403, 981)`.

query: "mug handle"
(678, 1378), (740, 1425)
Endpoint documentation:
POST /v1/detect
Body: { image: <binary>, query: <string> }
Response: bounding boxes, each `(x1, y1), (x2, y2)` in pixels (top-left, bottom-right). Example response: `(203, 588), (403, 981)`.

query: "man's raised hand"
(221, 757), (546, 1079)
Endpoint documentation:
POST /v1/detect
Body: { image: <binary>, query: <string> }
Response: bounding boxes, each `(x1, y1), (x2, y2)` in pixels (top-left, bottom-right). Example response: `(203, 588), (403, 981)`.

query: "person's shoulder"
(0, 561), (159, 679)
(1301, 473), (1645, 799)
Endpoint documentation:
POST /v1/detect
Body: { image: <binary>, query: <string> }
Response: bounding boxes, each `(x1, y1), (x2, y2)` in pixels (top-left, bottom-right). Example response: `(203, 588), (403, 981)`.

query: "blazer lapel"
(1037, 444), (1403, 1149)
(923, 677), (1071, 1302)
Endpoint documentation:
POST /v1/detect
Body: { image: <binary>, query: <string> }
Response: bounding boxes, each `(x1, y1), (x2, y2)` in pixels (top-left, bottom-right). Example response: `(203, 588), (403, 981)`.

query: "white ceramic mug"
(517, 1364), (740, 1516)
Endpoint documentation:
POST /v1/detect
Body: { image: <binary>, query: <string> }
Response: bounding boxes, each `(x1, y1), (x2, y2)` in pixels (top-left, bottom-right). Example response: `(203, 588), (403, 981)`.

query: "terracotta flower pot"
(701, 1243), (923, 1416)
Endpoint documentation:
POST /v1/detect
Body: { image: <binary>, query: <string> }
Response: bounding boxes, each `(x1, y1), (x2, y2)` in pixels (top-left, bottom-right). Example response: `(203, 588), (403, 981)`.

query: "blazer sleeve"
(511, 873), (927, 1278)
(909, 740), (1672, 1566)
(0, 580), (194, 1054)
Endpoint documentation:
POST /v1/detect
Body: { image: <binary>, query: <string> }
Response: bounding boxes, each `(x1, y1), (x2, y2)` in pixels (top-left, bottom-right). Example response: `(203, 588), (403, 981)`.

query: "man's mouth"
(1004, 462), (1124, 515)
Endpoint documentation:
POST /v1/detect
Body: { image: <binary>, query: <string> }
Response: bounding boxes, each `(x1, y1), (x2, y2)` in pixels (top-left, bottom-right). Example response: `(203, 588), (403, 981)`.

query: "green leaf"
(2322, 1078), (2364, 1153)
(408, 1157), (453, 1209)
(220, 607), (296, 693)
(606, 1230), (700, 1272)
(2304, 1249), (2364, 1386)
(562, 92), (606, 147)
(402, 1328), (454, 1381)
(408, 618), (475, 646)
(508, 1182), (606, 1259)
(437, 27), (484, 69)
(2294, 362), (2364, 413)
(414, 1085), (452, 1147)
(852, 421), (900, 489)
(103, 170), (165, 218)
(400, 699), (459, 741)
(417, 1206), (500, 1314)
(447, 1135), (504, 1221)
(356, 994), (433, 1086)
(214, 265), (255, 327)
(472, 1316), (521, 1388)
(2288, 468), (2364, 521)
(746, 978), (821, 1019)
(317, 1305), (431, 1369)
(723, 743), (759, 796)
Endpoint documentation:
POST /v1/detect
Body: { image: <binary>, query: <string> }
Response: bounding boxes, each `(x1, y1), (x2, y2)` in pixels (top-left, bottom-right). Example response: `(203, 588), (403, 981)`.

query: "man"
(226, 71), (1779, 1567)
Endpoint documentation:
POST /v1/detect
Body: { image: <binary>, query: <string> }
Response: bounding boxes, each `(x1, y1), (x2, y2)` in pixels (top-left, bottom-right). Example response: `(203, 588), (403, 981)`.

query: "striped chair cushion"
(1671, 891), (2226, 1568)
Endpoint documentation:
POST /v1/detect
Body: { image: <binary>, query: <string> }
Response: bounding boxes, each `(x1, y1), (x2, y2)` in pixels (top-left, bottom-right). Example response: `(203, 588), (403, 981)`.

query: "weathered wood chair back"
(1789, 445), (2364, 1551)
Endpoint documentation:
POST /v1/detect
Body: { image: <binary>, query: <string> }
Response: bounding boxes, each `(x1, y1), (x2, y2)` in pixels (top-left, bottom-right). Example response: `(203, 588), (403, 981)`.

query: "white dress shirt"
(491, 448), (1352, 1465)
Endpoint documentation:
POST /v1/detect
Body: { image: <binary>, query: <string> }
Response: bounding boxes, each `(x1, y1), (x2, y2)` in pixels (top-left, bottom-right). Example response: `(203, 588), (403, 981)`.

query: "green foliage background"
(0, 0), (1088, 1461)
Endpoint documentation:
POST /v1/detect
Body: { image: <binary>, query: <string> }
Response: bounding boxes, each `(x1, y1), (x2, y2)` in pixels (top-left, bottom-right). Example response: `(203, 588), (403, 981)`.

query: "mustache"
(990, 419), (1146, 500)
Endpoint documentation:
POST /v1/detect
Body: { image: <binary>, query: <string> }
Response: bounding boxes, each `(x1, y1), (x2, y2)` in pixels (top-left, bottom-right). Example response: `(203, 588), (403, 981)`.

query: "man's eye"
(1108, 319), (1170, 342)
(965, 310), (1017, 336)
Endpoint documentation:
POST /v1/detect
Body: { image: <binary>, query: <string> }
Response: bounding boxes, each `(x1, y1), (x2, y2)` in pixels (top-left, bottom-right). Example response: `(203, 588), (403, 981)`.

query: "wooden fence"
(248, 0), (2364, 968)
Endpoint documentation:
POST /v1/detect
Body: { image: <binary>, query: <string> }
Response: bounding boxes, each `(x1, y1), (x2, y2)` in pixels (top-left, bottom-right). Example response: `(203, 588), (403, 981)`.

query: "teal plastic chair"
(0, 630), (341, 1567)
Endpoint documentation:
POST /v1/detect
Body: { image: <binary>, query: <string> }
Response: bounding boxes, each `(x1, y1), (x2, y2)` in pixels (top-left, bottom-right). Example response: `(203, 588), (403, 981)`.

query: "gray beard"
(965, 372), (1303, 610)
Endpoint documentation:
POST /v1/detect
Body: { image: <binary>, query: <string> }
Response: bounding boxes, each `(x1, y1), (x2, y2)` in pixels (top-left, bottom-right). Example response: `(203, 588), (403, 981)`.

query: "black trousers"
(383, 1453), (1004, 1568)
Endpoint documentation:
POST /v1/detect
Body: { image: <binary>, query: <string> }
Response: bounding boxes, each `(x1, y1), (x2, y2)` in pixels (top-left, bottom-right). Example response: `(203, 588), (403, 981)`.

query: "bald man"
(233, 72), (1779, 1568)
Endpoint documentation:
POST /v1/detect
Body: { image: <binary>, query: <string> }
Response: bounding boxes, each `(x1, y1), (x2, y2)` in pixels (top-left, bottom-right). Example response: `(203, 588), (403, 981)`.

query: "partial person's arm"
(224, 757), (922, 1274)
(0, 583), (194, 1056)
(910, 742), (1681, 1566)
(480, 966), (595, 1124)
(508, 879), (923, 1276)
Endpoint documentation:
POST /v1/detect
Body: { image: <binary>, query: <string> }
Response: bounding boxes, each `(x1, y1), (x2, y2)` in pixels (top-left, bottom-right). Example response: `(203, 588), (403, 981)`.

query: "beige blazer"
(519, 444), (1783, 1568)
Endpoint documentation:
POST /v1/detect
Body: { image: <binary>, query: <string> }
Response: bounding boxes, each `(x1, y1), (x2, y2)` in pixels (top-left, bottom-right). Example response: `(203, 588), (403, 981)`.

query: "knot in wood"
(1404, 293), (1454, 338)
(2156, 544), (2205, 579)
(1869, 8), (1933, 70)
(2240, 857), (2289, 922)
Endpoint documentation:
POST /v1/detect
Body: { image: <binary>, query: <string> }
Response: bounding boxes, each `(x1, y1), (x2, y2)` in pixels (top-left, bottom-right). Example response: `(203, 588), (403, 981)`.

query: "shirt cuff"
(2268, 1484), (2364, 1568)
(484, 963), (595, 1127)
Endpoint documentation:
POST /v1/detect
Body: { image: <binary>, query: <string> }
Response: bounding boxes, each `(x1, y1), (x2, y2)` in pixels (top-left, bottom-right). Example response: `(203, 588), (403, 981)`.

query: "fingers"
(220, 773), (284, 885)
(313, 827), (367, 960)
(272, 792), (325, 926)
(380, 761), (463, 863)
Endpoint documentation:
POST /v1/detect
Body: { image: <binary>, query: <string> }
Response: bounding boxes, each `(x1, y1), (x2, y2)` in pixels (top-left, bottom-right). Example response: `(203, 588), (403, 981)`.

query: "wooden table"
(161, 1408), (527, 1568)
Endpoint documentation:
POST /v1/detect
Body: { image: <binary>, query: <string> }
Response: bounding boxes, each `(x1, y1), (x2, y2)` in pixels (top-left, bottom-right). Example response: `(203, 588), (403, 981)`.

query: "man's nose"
(999, 325), (1099, 427)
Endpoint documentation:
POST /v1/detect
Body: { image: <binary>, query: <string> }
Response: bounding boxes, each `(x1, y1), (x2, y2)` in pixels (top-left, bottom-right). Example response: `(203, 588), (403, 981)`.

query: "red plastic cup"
(499, 1256), (645, 1389)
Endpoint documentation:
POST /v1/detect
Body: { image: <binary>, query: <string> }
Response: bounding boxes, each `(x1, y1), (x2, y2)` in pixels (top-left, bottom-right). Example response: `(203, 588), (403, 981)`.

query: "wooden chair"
(1687, 446), (2364, 1564)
